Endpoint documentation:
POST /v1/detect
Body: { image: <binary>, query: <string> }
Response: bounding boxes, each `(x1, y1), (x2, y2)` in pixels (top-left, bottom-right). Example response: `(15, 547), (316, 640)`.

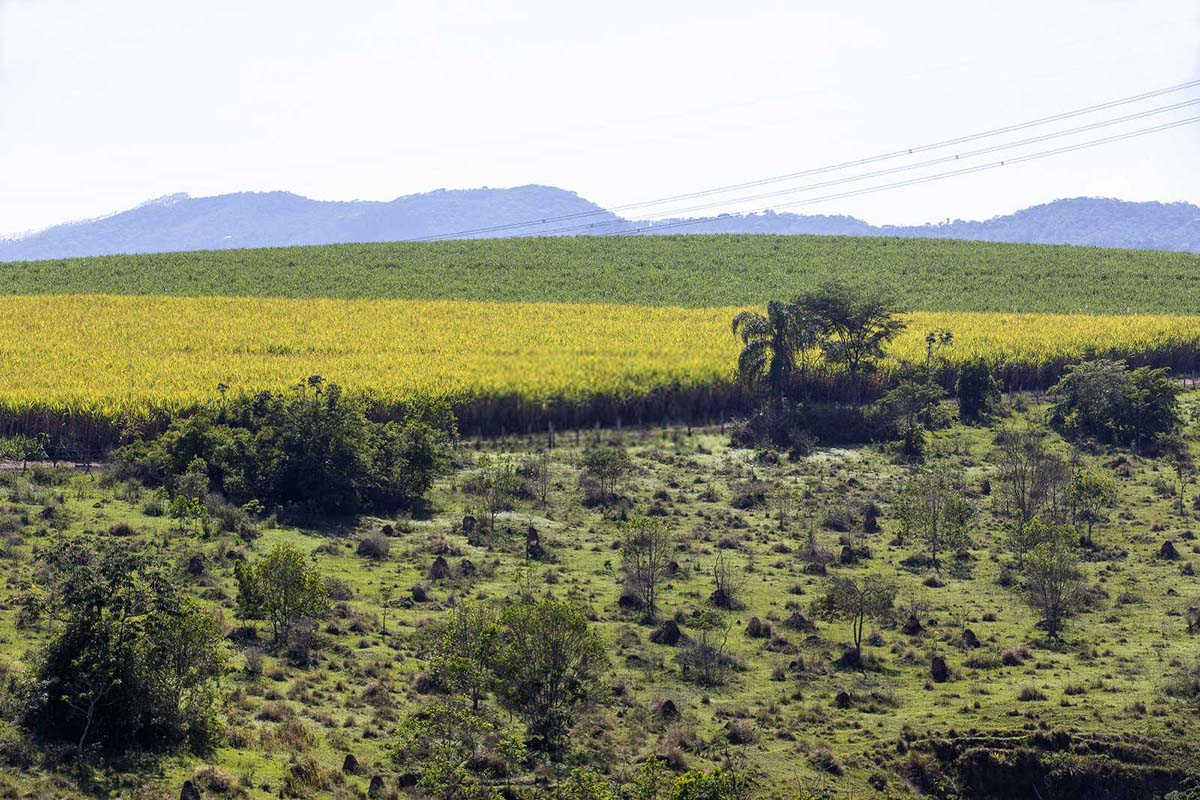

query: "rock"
(802, 562), (827, 576)
(901, 614), (923, 635)
(961, 628), (980, 649)
(839, 545), (858, 565)
(397, 773), (418, 788)
(726, 720), (755, 744)
(458, 558), (477, 577)
(411, 585), (428, 603)
(649, 619), (682, 645)
(782, 611), (816, 632)
(745, 616), (771, 638)
(618, 591), (644, 611)
(381, 524), (394, 536)
(186, 554), (206, 577)
(412, 672), (436, 694)
(1159, 540), (1181, 560)
(836, 648), (861, 669)
(665, 559), (680, 576)
(526, 525), (546, 561)
(923, 574), (946, 588)
(368, 774), (385, 798)
(461, 515), (477, 534)
(931, 655), (950, 683)
(428, 555), (450, 580)
(180, 781), (201, 800)
(834, 690), (851, 709)
(342, 753), (360, 774)
(657, 698), (679, 719)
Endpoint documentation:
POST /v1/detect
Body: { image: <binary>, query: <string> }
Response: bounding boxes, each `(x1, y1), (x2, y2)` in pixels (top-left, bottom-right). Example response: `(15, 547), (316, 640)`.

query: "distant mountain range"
(1, 186), (1197, 261)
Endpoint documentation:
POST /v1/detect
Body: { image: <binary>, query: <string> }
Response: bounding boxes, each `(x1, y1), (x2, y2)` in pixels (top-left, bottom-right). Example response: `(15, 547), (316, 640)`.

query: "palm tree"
(732, 300), (796, 401)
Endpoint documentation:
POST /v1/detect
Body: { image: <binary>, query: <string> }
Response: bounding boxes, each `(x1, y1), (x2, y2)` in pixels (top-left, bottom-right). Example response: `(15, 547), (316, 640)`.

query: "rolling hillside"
(2, 234), (1200, 313)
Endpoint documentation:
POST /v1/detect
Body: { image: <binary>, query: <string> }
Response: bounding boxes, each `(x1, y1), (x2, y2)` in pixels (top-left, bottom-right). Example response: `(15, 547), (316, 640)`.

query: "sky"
(1, 0), (1198, 236)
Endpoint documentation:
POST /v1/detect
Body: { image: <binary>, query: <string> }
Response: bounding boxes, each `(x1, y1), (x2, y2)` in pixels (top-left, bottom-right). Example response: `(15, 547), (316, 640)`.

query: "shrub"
(115, 380), (455, 516)
(236, 543), (329, 645)
(1049, 359), (1179, 449)
(957, 357), (1001, 420)
(22, 538), (224, 758)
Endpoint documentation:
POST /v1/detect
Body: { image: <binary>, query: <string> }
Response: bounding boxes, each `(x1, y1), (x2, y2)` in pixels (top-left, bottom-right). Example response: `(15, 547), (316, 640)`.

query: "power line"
(597, 114), (1200, 237)
(411, 77), (1200, 241)
(568, 97), (1200, 228)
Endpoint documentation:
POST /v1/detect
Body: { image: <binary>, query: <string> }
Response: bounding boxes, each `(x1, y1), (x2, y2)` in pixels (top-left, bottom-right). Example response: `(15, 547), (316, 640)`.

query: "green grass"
(3, 234), (1200, 312)
(0, 397), (1198, 797)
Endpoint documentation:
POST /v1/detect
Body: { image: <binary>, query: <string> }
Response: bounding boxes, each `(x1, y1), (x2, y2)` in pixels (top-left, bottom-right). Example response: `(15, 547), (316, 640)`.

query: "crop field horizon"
(2, 233), (1200, 312)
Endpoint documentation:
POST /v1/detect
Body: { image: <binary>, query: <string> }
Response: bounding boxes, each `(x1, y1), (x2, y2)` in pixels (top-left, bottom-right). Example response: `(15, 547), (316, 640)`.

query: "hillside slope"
(0, 186), (626, 260)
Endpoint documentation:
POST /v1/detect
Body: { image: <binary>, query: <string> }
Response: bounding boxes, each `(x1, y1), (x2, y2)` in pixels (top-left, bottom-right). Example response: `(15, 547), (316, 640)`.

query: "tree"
(1021, 538), (1086, 639)
(1066, 467), (1118, 545)
(1161, 434), (1196, 516)
(523, 449), (552, 507)
(392, 695), (524, 800)
(878, 379), (945, 460)
(767, 483), (797, 531)
(817, 575), (897, 665)
(493, 596), (607, 752)
(235, 542), (329, 645)
(0, 433), (47, 471)
(1049, 359), (1180, 450)
(956, 357), (1001, 420)
(430, 601), (500, 712)
(895, 468), (972, 568)
(581, 442), (632, 502)
(709, 551), (746, 610)
(24, 538), (224, 760)
(115, 380), (455, 516)
(731, 299), (820, 400)
(1006, 514), (1073, 569)
(473, 455), (519, 533)
(993, 426), (1068, 546)
(676, 609), (736, 687)
(621, 516), (673, 620)
(795, 281), (907, 376)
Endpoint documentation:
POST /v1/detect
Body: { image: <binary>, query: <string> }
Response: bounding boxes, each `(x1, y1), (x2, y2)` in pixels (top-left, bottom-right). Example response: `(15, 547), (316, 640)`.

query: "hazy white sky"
(2, 0), (1198, 235)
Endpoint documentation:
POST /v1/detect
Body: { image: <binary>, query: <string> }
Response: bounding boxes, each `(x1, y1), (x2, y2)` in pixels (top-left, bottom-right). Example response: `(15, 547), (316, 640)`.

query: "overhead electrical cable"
(409, 77), (1200, 241)
(544, 97), (1200, 230)
(593, 114), (1200, 237)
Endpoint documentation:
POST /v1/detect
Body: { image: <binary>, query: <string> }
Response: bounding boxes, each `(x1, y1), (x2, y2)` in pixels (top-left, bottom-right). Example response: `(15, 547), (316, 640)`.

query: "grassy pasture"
(0, 402), (1197, 797)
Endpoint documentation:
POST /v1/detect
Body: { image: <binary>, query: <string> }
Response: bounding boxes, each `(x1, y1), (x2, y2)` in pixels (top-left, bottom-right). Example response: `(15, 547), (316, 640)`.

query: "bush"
(957, 357), (1001, 420)
(1049, 359), (1179, 449)
(236, 543), (329, 645)
(115, 379), (455, 516)
(22, 538), (224, 758)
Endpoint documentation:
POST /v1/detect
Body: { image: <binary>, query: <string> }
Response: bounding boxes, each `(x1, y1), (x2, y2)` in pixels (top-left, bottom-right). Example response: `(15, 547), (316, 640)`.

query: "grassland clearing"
(0, 395), (1197, 798)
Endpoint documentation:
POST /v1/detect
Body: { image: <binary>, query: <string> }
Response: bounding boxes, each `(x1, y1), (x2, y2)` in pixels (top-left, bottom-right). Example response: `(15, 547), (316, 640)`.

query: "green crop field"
(2, 234), (1200, 312)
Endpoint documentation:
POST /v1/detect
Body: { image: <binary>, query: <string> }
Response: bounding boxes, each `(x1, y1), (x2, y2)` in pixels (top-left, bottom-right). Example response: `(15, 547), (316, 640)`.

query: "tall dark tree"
(795, 282), (907, 376)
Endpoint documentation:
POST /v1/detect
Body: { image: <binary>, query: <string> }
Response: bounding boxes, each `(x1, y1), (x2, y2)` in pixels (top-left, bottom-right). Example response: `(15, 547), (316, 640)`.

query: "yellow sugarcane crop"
(4, 295), (1200, 416)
